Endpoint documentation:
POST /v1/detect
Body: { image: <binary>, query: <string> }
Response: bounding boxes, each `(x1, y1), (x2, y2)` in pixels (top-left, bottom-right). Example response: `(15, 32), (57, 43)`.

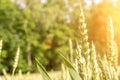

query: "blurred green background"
(0, 0), (120, 74)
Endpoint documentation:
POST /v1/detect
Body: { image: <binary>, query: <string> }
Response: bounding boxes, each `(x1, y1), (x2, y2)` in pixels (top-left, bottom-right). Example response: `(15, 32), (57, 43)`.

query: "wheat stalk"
(0, 40), (2, 56)
(61, 63), (70, 80)
(75, 44), (86, 80)
(90, 42), (100, 80)
(78, 7), (92, 80)
(12, 47), (20, 76)
(74, 7), (91, 80)
(106, 16), (118, 66)
(69, 38), (74, 63)
(78, 8), (90, 57)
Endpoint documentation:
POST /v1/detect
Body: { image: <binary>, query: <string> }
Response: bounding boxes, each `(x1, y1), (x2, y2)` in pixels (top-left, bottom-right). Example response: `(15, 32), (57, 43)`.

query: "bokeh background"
(0, 0), (120, 74)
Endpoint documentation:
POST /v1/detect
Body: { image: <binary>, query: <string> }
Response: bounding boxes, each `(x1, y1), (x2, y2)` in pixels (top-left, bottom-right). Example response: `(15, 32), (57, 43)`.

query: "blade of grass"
(58, 50), (82, 80)
(35, 58), (52, 80)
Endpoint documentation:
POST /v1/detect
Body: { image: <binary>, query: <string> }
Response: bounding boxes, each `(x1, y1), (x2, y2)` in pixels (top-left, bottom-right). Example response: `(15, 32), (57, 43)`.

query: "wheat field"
(0, 6), (120, 80)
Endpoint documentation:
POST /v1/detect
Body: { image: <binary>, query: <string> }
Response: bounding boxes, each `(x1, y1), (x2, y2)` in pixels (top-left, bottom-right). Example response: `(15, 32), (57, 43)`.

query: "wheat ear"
(106, 16), (118, 66)
(0, 40), (2, 55)
(12, 47), (20, 76)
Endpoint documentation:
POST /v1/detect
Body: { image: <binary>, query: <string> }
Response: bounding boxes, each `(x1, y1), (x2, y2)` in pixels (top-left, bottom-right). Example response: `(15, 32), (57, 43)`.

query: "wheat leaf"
(35, 58), (52, 80)
(58, 51), (81, 80)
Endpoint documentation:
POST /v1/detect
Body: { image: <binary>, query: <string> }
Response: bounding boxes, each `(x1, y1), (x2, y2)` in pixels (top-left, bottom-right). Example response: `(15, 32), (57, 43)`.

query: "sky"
(85, 0), (118, 5)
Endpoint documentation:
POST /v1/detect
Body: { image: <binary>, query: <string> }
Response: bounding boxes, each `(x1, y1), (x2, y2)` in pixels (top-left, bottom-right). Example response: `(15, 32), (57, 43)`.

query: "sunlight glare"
(93, 0), (102, 4)
(112, 0), (118, 3)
